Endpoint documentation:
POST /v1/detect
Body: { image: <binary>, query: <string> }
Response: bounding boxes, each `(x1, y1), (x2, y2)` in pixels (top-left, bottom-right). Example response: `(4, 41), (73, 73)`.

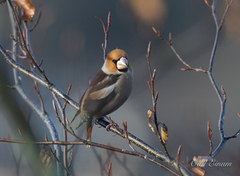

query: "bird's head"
(102, 49), (131, 74)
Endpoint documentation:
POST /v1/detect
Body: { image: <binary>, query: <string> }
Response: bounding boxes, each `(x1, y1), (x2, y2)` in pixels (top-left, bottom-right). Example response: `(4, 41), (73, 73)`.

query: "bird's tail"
(71, 109), (80, 124)
(76, 112), (90, 129)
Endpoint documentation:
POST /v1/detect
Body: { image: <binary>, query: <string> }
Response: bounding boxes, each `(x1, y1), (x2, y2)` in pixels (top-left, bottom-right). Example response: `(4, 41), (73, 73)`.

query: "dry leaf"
(147, 109), (152, 118)
(12, 0), (35, 21)
(161, 123), (168, 144)
(147, 110), (158, 135)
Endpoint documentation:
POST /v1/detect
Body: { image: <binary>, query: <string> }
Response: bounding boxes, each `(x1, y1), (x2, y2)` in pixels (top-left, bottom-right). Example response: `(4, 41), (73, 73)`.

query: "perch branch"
(0, 137), (181, 176)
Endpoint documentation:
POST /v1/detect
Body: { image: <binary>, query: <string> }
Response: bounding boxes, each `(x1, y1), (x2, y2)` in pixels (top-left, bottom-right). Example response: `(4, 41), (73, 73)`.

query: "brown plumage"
(73, 49), (133, 143)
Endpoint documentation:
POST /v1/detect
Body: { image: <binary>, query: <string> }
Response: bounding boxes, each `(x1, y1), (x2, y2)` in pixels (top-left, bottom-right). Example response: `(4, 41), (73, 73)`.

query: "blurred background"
(1, 0), (240, 175)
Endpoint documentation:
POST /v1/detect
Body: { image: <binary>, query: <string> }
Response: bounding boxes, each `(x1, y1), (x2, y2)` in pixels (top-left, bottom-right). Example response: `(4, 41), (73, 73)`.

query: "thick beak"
(117, 57), (128, 70)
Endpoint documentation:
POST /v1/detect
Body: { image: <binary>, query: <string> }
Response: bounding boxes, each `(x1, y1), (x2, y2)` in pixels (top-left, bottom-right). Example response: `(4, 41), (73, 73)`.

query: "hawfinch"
(73, 49), (133, 143)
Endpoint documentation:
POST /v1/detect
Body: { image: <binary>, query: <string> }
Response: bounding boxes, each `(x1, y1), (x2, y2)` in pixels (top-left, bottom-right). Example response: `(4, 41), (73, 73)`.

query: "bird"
(72, 49), (133, 144)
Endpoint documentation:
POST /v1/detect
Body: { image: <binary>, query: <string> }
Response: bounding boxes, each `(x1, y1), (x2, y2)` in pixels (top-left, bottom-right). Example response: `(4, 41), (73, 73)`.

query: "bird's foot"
(104, 116), (119, 130)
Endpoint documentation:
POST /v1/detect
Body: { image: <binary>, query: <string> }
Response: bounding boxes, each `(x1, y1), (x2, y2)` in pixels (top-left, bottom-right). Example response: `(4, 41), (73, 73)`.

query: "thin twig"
(55, 110), (185, 176)
(176, 145), (183, 176)
(63, 83), (72, 110)
(153, 0), (238, 160)
(0, 137), (181, 176)
(207, 121), (213, 156)
(34, 83), (45, 115)
(0, 44), (78, 109)
(95, 11), (111, 60)
(68, 150), (73, 168)
(6, 49), (27, 59)
(122, 121), (136, 152)
(107, 161), (112, 176)
(52, 93), (68, 175)
(48, 146), (71, 176)
(6, 3), (63, 175)
(152, 27), (207, 73)
(18, 129), (24, 140)
(208, 0), (235, 158)
(146, 41), (171, 158)
(8, 0), (51, 85)
(8, 134), (22, 176)
(30, 11), (42, 32)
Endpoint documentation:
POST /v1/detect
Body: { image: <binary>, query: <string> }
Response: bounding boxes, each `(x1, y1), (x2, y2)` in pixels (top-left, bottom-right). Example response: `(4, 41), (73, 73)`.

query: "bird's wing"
(81, 70), (121, 115)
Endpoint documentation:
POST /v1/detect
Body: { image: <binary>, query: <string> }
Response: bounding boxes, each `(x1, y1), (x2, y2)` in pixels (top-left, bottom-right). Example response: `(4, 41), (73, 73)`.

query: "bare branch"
(30, 10), (41, 32)
(95, 11), (111, 60)
(107, 161), (112, 176)
(0, 137), (183, 176)
(152, 27), (207, 73)
(18, 129), (24, 140)
(122, 121), (136, 152)
(226, 128), (240, 140)
(52, 93), (68, 175)
(34, 83), (45, 115)
(146, 41), (171, 157)
(0, 44), (79, 109)
(208, 0), (236, 158)
(63, 83), (72, 110)
(204, 0), (211, 7)
(8, 0), (51, 84)
(153, 0), (239, 161)
(207, 121), (213, 156)
(6, 49), (27, 59)
(6, 3), (63, 175)
(68, 150), (73, 169)
(176, 145), (183, 176)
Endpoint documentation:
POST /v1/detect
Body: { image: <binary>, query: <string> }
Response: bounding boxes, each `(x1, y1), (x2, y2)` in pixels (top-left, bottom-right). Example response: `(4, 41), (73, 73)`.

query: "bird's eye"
(111, 59), (117, 64)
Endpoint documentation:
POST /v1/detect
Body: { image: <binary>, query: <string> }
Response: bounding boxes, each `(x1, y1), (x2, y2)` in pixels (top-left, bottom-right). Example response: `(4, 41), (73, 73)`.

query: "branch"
(6, 3), (63, 175)
(0, 44), (78, 109)
(207, 121), (213, 156)
(0, 137), (185, 176)
(176, 145), (183, 176)
(97, 119), (192, 176)
(107, 161), (112, 176)
(153, 0), (239, 160)
(207, 0), (236, 158)
(152, 27), (207, 73)
(8, 0), (51, 84)
(122, 121), (136, 151)
(146, 41), (171, 157)
(52, 93), (68, 175)
(95, 11), (111, 60)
